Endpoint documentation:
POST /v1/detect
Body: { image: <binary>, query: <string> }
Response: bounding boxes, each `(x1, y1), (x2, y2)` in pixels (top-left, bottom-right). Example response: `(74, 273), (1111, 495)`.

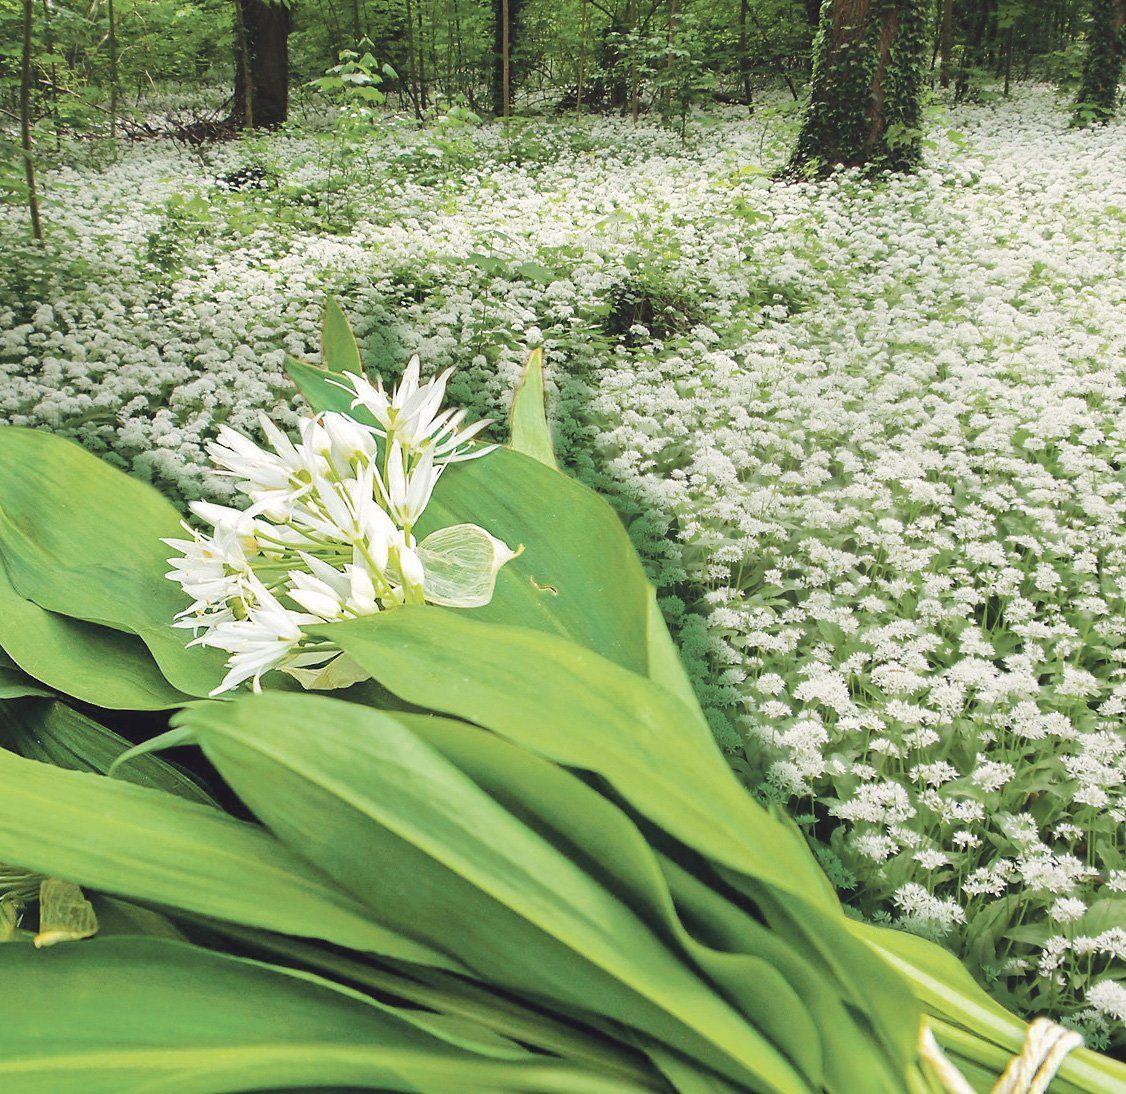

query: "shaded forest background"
(2, 0), (1122, 141)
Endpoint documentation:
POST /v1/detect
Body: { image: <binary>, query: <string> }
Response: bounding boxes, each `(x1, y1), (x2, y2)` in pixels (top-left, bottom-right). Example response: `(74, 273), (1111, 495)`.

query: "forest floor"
(2, 85), (1124, 1042)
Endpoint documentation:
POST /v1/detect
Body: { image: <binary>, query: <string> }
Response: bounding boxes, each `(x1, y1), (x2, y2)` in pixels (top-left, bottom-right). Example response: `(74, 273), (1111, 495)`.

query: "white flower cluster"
(2, 86), (1122, 1041)
(166, 360), (514, 694)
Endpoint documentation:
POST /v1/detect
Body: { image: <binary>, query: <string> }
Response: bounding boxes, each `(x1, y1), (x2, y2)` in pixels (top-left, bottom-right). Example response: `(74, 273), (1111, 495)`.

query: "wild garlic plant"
(4, 89), (1123, 1041)
(166, 359), (517, 695)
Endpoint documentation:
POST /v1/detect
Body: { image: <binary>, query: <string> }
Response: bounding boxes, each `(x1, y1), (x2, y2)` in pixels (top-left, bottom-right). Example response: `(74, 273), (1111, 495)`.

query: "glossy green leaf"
(0, 747), (452, 968)
(509, 347), (558, 468)
(284, 354), (379, 428)
(200, 922), (658, 1089)
(396, 711), (826, 1087)
(644, 585), (705, 718)
(852, 920), (1126, 1094)
(0, 559), (189, 710)
(89, 894), (187, 941)
(314, 611), (922, 1079)
(174, 692), (810, 1093)
(314, 608), (837, 913)
(0, 428), (223, 697)
(0, 698), (212, 805)
(400, 711), (921, 1092)
(640, 1039), (742, 1094)
(321, 296), (363, 375)
(0, 668), (53, 700)
(0, 938), (641, 1093)
(418, 450), (650, 672)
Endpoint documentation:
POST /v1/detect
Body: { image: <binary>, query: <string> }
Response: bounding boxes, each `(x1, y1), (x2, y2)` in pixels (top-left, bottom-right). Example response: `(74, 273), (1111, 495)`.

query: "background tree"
(492, 0), (522, 115)
(1072, 0), (1124, 121)
(19, 0), (43, 242)
(232, 0), (293, 128)
(938, 0), (955, 86)
(0, 0), (1105, 138)
(789, 0), (930, 174)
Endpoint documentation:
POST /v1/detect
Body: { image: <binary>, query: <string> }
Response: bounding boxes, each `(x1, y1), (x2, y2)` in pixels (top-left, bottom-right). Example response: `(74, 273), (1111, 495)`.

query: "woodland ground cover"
(1, 85), (1123, 1045)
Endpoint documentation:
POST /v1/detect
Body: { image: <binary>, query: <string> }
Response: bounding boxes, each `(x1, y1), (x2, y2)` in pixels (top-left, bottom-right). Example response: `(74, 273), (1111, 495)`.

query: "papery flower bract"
(166, 361), (515, 695)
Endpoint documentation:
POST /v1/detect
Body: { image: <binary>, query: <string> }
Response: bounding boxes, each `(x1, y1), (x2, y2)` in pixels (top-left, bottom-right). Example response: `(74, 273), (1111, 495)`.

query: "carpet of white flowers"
(2, 86), (1123, 1044)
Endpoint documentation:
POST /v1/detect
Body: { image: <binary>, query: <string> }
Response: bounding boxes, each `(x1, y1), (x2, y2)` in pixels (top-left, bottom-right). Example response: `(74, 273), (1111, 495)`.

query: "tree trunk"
(41, 0), (61, 149)
(492, 0), (521, 115)
(107, 0), (118, 140)
(21, 0), (43, 243)
(576, 0), (587, 115)
(789, 0), (930, 173)
(739, 0), (753, 101)
(938, 0), (955, 86)
(629, 0), (639, 124)
(664, 0), (679, 110)
(1002, 24), (1013, 93)
(403, 0), (422, 117)
(502, 0), (510, 117)
(1073, 0), (1125, 122)
(415, 0), (427, 109)
(232, 0), (291, 129)
(350, 0), (363, 42)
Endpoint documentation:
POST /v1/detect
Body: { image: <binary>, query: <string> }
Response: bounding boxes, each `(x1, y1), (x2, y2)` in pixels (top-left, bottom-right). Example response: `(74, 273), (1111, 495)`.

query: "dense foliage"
(0, 327), (1122, 1093)
(0, 0), (1118, 130)
(0, 0), (1123, 1086)
(2, 86), (1123, 1051)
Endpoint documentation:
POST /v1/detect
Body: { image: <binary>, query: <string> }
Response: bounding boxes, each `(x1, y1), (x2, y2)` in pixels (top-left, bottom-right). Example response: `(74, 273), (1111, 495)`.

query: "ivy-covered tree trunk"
(1072, 0), (1124, 123)
(232, 0), (291, 129)
(788, 0), (930, 174)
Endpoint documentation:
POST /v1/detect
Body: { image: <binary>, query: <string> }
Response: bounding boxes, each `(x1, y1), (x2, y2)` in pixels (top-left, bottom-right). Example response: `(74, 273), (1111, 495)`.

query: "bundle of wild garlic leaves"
(0, 306), (1120, 1094)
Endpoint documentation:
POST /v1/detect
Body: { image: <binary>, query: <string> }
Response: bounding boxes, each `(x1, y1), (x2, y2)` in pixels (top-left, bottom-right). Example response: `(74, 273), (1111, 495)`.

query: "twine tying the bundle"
(921, 1017), (1084, 1094)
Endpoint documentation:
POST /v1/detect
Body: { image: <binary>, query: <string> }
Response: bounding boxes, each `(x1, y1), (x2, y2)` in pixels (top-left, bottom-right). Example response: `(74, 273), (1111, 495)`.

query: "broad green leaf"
(851, 921), (1126, 1094)
(89, 894), (187, 941)
(321, 614), (918, 1073)
(285, 354), (379, 428)
(0, 698), (213, 805)
(0, 559), (188, 710)
(200, 921), (657, 1088)
(0, 427), (223, 697)
(0, 650), (50, 700)
(640, 1039), (742, 1094)
(0, 668), (53, 700)
(0, 747), (452, 968)
(174, 692), (810, 1093)
(728, 878), (918, 1080)
(284, 363), (650, 672)
(314, 609), (837, 914)
(400, 711), (916, 1092)
(321, 296), (363, 375)
(419, 450), (651, 672)
(659, 858), (906, 1093)
(396, 711), (824, 1087)
(509, 347), (558, 468)
(0, 938), (641, 1093)
(644, 585), (704, 719)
